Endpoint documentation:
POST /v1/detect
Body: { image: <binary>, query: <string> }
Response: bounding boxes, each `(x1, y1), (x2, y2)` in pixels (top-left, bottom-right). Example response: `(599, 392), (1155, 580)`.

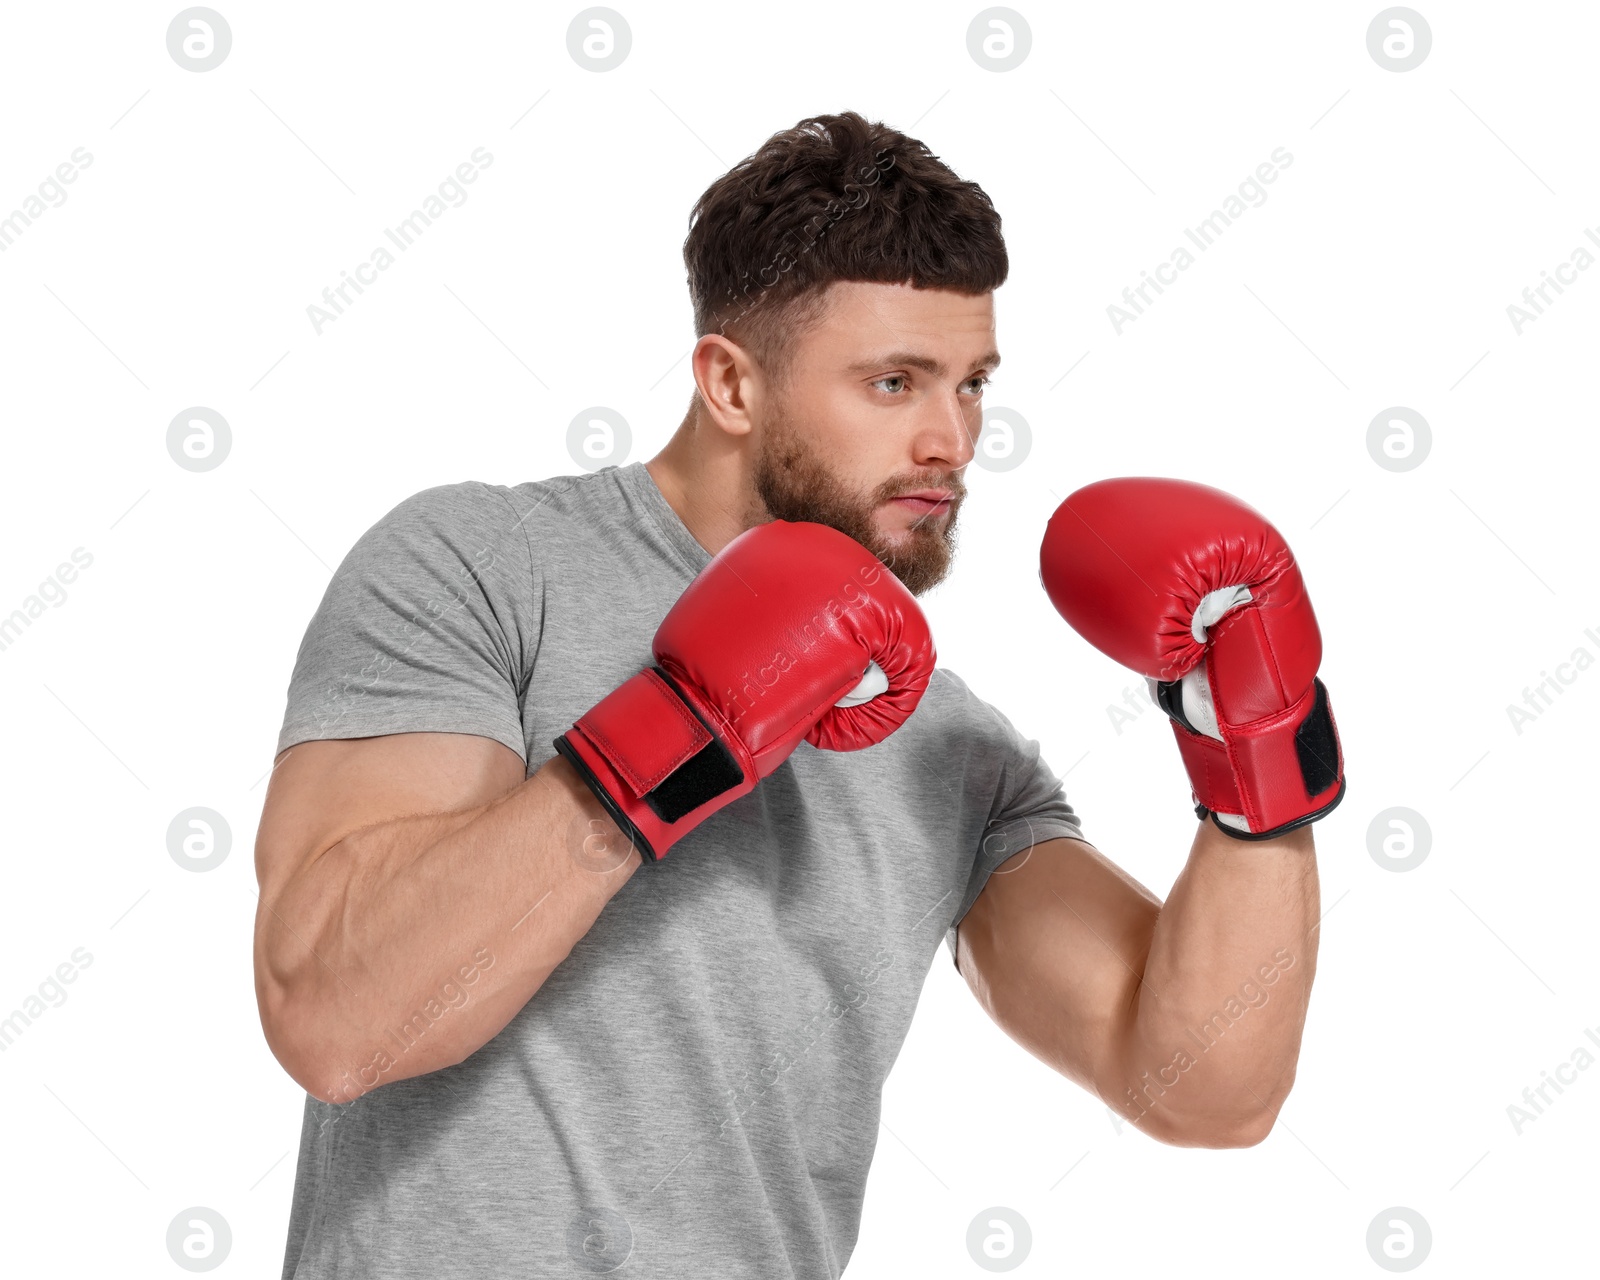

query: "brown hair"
(682, 110), (1007, 391)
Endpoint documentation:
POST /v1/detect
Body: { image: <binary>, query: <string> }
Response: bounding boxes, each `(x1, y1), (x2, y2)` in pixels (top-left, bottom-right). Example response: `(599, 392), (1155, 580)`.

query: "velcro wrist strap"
(576, 669), (714, 798)
(558, 668), (750, 860)
(1170, 678), (1345, 839)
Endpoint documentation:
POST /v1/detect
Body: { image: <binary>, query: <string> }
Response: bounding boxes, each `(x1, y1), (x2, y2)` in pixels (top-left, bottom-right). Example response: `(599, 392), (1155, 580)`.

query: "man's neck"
(645, 420), (759, 558)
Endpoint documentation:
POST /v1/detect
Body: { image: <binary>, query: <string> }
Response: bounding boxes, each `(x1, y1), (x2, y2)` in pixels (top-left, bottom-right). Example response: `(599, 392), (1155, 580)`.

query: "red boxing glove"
(555, 520), (935, 861)
(1039, 477), (1344, 840)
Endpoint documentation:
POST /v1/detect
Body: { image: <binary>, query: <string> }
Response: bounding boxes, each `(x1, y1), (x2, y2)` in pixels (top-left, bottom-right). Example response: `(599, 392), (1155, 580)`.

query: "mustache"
(881, 478), (968, 503)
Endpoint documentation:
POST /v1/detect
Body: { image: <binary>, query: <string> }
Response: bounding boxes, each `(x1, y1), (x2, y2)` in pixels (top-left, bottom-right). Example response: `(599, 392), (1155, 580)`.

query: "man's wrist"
(540, 754), (646, 875)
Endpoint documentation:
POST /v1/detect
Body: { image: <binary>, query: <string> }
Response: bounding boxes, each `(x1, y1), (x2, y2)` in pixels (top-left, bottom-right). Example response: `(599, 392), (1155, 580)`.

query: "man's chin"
(868, 523), (957, 597)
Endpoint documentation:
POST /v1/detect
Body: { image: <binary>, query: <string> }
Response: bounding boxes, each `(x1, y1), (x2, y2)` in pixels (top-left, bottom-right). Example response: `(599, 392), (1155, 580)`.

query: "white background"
(2, 1), (1595, 1275)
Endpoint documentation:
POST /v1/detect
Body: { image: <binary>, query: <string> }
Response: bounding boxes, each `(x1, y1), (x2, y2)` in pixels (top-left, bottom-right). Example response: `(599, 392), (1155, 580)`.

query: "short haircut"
(683, 110), (1008, 391)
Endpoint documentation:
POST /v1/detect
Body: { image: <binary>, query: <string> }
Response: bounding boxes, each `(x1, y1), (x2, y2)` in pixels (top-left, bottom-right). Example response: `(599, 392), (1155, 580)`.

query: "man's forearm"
(1113, 820), (1320, 1145)
(255, 756), (639, 1103)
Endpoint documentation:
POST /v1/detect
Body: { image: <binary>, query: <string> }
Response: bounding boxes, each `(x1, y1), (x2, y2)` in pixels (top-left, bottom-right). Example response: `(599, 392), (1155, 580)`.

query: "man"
(254, 111), (1343, 1278)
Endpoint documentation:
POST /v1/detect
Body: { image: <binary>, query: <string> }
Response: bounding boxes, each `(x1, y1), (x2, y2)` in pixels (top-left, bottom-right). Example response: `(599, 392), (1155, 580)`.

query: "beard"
(751, 405), (964, 597)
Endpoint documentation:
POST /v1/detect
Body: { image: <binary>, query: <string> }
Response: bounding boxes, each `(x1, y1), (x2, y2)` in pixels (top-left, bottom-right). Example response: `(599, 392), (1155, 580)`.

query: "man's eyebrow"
(845, 349), (1002, 377)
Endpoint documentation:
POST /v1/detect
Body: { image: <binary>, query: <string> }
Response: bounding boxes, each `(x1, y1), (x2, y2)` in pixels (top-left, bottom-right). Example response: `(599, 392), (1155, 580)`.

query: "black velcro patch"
(641, 666), (746, 824)
(645, 736), (745, 823)
(1295, 678), (1341, 799)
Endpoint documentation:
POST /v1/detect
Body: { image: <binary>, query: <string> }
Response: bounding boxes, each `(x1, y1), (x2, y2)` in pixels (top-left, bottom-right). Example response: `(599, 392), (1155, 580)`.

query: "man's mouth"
(889, 491), (954, 516)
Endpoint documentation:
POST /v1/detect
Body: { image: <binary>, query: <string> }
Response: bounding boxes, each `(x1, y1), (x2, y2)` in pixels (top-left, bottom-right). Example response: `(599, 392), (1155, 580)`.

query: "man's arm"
(253, 732), (640, 1105)
(954, 822), (1319, 1148)
(255, 514), (938, 1107)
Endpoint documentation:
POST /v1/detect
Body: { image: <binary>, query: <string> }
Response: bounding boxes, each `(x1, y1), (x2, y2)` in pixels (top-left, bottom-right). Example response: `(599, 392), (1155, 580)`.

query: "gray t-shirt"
(273, 462), (1085, 1279)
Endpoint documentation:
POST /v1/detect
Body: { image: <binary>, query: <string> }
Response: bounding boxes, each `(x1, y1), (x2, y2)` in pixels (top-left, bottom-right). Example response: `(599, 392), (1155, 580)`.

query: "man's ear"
(691, 334), (757, 439)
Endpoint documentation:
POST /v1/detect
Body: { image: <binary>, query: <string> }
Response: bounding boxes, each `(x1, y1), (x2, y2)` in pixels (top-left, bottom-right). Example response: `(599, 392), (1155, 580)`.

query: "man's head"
(681, 112), (1007, 595)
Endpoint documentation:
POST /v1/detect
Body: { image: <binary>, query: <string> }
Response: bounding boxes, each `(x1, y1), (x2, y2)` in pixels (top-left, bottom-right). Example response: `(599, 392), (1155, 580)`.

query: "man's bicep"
(256, 731), (528, 897)
(955, 837), (1163, 1096)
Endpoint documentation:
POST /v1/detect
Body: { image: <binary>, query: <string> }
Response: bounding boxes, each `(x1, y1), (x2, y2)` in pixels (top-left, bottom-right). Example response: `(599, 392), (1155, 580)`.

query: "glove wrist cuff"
(1170, 677), (1345, 838)
(555, 668), (754, 861)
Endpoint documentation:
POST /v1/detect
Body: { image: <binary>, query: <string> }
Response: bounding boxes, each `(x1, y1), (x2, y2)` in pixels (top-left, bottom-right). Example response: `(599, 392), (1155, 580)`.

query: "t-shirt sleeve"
(273, 481), (534, 763)
(944, 682), (1088, 964)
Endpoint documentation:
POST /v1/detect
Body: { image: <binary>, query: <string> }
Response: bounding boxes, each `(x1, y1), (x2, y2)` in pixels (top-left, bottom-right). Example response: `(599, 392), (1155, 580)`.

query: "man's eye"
(870, 374), (991, 395)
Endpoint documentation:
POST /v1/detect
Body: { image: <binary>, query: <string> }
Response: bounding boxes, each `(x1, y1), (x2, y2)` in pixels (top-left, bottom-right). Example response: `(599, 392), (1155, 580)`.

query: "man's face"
(750, 281), (994, 596)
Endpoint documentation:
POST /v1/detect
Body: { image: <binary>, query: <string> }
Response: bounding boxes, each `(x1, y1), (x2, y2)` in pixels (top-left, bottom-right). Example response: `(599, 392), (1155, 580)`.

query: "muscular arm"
(252, 732), (639, 1105)
(955, 822), (1319, 1147)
